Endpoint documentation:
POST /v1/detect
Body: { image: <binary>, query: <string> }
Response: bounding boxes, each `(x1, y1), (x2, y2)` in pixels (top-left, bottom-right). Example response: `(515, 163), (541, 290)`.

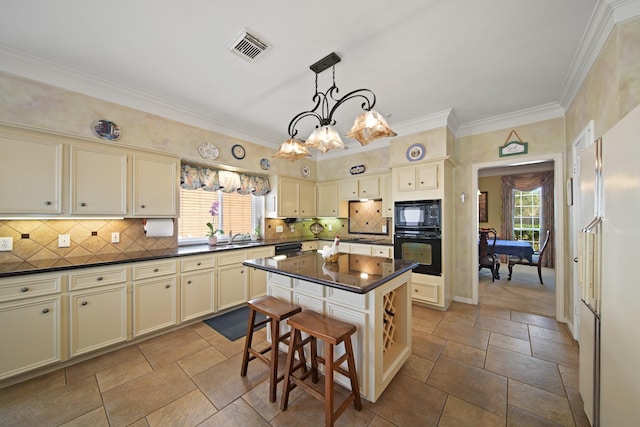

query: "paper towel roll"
(145, 219), (174, 237)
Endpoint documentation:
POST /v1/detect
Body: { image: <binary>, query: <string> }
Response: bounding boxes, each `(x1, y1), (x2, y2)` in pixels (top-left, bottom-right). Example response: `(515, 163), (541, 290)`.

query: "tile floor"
(0, 301), (590, 427)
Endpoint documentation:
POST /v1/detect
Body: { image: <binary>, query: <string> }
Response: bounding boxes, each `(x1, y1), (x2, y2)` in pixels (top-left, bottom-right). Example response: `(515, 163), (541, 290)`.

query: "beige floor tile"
(368, 372), (447, 426)
(508, 379), (574, 426)
(199, 398), (271, 426)
(529, 324), (574, 346)
(565, 386), (591, 427)
(137, 331), (179, 349)
(207, 333), (247, 358)
(441, 340), (486, 368)
(442, 301), (479, 325)
(511, 311), (562, 331)
(485, 346), (565, 396)
(412, 303), (446, 322)
(367, 415), (397, 427)
(428, 355), (507, 417)
(507, 405), (564, 426)
(139, 330), (211, 369)
(146, 389), (217, 427)
(102, 363), (196, 427)
(433, 320), (491, 350)
(439, 395), (505, 427)
(489, 332), (532, 356)
(558, 365), (579, 389)
(398, 354), (435, 382)
(412, 330), (447, 361)
(412, 315), (439, 334)
(531, 337), (579, 369)
(193, 353), (268, 410)
(0, 375), (102, 427)
(241, 378), (304, 422)
(66, 345), (147, 383)
(479, 304), (512, 320)
(59, 407), (109, 427)
(96, 357), (153, 392)
(0, 369), (66, 407)
(474, 314), (530, 341)
(177, 345), (228, 377)
(128, 418), (151, 427)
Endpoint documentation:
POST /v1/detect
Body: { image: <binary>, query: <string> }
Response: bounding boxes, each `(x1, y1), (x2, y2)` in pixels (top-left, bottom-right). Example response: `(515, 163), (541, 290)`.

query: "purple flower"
(209, 201), (220, 217)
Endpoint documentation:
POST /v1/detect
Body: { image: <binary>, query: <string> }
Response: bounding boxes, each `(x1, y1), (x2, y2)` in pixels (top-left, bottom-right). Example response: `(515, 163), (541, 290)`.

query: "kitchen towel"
(144, 218), (174, 237)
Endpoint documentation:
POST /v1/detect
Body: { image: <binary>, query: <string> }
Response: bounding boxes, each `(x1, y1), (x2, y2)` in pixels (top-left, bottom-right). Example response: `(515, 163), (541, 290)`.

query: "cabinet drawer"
(180, 255), (216, 272)
(372, 246), (392, 258)
(132, 260), (177, 281)
(412, 282), (441, 305)
(294, 279), (325, 297)
(268, 272), (292, 288)
(247, 246), (275, 259)
(0, 274), (62, 303)
(327, 287), (367, 310)
(217, 250), (248, 266)
(69, 266), (128, 291)
(350, 244), (372, 255)
(301, 241), (317, 252)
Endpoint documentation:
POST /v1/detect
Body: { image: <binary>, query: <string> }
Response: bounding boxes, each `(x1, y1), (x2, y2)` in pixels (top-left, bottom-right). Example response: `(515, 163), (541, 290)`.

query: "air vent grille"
(227, 31), (269, 62)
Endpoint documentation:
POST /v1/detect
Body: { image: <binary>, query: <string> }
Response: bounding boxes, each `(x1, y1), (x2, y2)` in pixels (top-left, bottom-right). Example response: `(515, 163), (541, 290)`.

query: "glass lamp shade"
(305, 125), (346, 154)
(273, 138), (311, 161)
(346, 109), (397, 145)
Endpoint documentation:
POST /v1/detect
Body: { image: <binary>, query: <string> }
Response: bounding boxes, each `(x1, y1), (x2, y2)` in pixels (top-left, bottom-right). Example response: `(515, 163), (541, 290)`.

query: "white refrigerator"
(578, 104), (640, 426)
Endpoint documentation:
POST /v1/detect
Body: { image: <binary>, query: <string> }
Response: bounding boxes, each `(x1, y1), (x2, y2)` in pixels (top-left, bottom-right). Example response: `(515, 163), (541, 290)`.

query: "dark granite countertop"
(243, 251), (416, 294)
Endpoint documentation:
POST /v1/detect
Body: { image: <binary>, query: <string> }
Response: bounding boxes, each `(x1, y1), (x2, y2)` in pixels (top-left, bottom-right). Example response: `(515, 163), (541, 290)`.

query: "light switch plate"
(58, 234), (70, 248)
(111, 232), (120, 243)
(276, 225), (283, 233)
(0, 237), (13, 251)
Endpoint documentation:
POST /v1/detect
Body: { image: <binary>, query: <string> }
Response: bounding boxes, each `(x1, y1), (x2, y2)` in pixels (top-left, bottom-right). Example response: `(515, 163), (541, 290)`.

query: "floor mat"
(203, 306), (266, 341)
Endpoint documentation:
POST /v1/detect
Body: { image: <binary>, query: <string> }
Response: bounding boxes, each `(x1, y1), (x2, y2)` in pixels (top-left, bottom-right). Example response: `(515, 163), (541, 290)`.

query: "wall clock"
(231, 144), (246, 159)
(406, 143), (425, 161)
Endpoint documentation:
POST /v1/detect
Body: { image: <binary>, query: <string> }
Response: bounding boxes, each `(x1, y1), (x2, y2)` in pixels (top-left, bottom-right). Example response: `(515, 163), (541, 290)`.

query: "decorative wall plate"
(198, 142), (219, 160)
(260, 158), (270, 170)
(301, 165), (311, 177)
(406, 143), (425, 161)
(231, 144), (246, 159)
(93, 120), (121, 141)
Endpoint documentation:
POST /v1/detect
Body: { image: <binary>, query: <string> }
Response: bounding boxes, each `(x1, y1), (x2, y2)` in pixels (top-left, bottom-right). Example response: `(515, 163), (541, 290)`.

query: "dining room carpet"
(203, 306), (266, 341)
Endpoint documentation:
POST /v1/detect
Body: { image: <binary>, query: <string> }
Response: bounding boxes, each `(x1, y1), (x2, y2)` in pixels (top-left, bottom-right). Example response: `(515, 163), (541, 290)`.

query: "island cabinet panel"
(247, 247), (275, 299)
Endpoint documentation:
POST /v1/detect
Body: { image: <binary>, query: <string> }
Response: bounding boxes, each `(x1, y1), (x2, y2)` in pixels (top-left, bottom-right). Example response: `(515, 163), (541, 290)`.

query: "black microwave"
(394, 200), (441, 232)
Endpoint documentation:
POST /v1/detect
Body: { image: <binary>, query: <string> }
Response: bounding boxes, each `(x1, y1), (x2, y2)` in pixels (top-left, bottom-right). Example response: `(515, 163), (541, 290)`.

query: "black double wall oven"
(393, 199), (442, 276)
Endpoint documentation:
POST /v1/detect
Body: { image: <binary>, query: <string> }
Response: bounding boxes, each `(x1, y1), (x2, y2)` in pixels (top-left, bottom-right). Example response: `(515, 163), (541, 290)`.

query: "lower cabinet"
(132, 260), (178, 337)
(180, 254), (216, 322)
(217, 250), (248, 311)
(411, 272), (444, 308)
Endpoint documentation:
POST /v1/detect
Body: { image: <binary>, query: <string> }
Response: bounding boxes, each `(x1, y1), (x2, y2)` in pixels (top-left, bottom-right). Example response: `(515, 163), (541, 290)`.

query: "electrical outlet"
(381, 225), (387, 233)
(58, 234), (70, 248)
(111, 232), (120, 243)
(276, 225), (283, 233)
(0, 237), (13, 251)
(328, 224), (332, 231)
(290, 225), (295, 232)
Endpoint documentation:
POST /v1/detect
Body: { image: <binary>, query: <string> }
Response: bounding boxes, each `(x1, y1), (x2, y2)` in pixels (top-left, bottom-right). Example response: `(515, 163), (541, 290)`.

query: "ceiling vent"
(227, 30), (269, 62)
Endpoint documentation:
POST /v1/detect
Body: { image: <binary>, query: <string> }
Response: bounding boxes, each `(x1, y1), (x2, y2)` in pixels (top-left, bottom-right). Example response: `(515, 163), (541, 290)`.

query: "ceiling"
(0, 0), (600, 152)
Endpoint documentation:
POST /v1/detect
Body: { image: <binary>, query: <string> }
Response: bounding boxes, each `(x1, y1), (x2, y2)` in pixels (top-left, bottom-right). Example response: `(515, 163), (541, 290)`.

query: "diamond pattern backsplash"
(0, 219), (177, 264)
(348, 200), (388, 235)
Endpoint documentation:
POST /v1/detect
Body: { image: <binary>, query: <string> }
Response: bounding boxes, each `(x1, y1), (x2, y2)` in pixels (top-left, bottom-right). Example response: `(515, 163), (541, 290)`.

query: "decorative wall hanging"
(301, 165), (311, 178)
(350, 165), (366, 175)
(198, 142), (219, 160)
(260, 158), (270, 170)
(93, 120), (121, 141)
(406, 143), (425, 161)
(499, 130), (528, 157)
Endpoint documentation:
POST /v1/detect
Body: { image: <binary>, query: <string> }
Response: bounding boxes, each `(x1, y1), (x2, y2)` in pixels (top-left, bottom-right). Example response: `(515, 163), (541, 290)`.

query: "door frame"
(470, 152), (565, 322)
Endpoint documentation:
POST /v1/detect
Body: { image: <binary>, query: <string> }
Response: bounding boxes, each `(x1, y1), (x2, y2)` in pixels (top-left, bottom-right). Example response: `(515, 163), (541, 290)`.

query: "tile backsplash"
(347, 200), (389, 235)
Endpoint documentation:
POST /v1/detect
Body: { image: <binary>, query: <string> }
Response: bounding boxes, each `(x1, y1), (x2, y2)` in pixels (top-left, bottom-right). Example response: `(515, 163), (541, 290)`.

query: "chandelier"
(274, 52), (396, 161)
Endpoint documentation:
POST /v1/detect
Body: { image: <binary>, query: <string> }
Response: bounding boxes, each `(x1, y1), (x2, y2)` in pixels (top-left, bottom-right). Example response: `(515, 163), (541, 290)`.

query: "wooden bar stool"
(281, 310), (362, 427)
(240, 295), (303, 402)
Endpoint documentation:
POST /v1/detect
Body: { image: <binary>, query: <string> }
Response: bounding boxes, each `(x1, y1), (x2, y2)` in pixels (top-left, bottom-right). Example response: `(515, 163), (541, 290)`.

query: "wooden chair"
(479, 228), (500, 282)
(508, 229), (550, 285)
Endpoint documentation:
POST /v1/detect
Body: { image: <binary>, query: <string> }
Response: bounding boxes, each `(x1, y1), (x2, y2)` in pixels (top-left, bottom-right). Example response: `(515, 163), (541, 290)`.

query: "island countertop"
(243, 251), (417, 294)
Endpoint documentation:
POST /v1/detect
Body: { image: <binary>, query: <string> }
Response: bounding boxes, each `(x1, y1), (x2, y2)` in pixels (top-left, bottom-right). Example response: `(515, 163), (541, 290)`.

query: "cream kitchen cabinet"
(247, 246), (275, 299)
(0, 135), (63, 215)
(317, 181), (340, 217)
(411, 273), (445, 308)
(132, 259), (178, 337)
(381, 174), (393, 217)
(132, 153), (179, 217)
(267, 176), (316, 218)
(217, 250), (248, 311)
(68, 266), (129, 357)
(180, 254), (216, 322)
(395, 163), (438, 192)
(0, 272), (63, 380)
(339, 176), (380, 200)
(301, 241), (317, 252)
(70, 143), (127, 216)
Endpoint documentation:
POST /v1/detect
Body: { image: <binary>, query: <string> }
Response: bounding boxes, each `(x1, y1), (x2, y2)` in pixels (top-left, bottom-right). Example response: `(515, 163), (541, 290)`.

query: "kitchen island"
(243, 251), (417, 403)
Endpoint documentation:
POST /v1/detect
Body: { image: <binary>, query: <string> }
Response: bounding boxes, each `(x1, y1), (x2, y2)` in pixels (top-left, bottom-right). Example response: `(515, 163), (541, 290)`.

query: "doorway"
(470, 153), (565, 322)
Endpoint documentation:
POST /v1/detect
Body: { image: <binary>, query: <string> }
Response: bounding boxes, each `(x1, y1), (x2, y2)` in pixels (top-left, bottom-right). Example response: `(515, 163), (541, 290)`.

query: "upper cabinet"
(395, 163), (438, 192)
(70, 143), (127, 216)
(0, 136), (63, 214)
(317, 182), (340, 217)
(338, 176), (380, 199)
(266, 176), (316, 218)
(132, 153), (179, 217)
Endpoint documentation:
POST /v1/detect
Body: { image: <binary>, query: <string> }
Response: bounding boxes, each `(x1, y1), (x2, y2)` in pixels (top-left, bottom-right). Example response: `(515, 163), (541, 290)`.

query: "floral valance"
(180, 163), (271, 196)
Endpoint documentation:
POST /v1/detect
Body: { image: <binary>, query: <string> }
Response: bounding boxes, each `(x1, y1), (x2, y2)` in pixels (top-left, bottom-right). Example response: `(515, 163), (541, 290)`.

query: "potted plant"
(206, 201), (224, 245)
(251, 218), (262, 241)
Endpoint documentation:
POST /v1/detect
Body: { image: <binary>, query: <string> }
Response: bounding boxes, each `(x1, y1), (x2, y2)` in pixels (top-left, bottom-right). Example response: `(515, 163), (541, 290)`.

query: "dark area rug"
(203, 305), (266, 341)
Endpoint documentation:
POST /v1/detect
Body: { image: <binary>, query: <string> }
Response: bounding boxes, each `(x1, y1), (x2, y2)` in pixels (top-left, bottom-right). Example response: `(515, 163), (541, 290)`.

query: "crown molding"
(391, 108), (457, 136)
(0, 45), (282, 149)
(456, 103), (565, 138)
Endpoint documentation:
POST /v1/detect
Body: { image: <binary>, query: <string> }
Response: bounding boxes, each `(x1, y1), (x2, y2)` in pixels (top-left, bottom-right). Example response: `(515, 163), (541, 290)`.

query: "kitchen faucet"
(230, 232), (246, 243)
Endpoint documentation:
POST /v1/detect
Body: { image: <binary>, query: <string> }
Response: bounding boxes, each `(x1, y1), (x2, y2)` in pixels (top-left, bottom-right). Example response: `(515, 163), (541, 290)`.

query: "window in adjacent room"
(512, 187), (542, 251)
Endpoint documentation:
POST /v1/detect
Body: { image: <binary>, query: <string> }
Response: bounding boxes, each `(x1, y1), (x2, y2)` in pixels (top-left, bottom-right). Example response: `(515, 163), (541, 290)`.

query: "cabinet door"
(0, 296), (61, 380)
(298, 180), (316, 217)
(132, 154), (178, 217)
(358, 176), (380, 198)
(317, 182), (339, 217)
(396, 168), (416, 192)
(133, 277), (177, 337)
(416, 164), (438, 190)
(279, 179), (299, 217)
(69, 284), (128, 357)
(217, 264), (247, 311)
(381, 174), (393, 217)
(0, 137), (62, 214)
(70, 145), (127, 215)
(339, 180), (359, 199)
(181, 270), (215, 322)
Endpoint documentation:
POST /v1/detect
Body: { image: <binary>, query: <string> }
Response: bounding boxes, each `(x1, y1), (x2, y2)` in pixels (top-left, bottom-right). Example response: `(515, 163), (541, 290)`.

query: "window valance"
(180, 163), (271, 196)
